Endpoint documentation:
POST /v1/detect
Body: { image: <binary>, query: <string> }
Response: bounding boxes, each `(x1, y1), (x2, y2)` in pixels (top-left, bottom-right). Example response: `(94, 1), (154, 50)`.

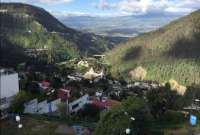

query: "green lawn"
(1, 115), (199, 135)
(0, 116), (75, 135)
(163, 123), (200, 135)
(149, 113), (200, 135)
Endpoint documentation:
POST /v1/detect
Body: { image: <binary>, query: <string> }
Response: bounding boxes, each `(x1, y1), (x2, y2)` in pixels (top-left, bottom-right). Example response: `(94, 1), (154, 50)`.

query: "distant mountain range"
(0, 3), (126, 67)
(106, 10), (200, 86)
(59, 14), (180, 37)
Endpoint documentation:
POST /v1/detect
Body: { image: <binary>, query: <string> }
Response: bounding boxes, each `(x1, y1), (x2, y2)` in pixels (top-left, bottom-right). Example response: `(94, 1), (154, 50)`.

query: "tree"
(184, 85), (200, 106)
(78, 104), (101, 122)
(10, 91), (31, 113)
(94, 97), (150, 135)
(146, 85), (186, 119)
(57, 102), (69, 119)
(167, 79), (187, 96)
(129, 66), (147, 81)
(51, 77), (62, 89)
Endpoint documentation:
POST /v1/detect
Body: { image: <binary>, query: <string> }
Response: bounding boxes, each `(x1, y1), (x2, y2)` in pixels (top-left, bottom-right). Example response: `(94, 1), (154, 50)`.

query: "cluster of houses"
(23, 86), (120, 115)
(22, 65), (123, 115)
(24, 98), (61, 114)
(0, 66), (160, 119)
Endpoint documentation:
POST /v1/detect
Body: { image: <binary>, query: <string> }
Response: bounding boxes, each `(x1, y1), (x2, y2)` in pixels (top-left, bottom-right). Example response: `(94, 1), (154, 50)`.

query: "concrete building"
(77, 60), (89, 67)
(68, 94), (89, 113)
(37, 100), (48, 114)
(24, 98), (61, 114)
(0, 69), (19, 119)
(24, 99), (38, 114)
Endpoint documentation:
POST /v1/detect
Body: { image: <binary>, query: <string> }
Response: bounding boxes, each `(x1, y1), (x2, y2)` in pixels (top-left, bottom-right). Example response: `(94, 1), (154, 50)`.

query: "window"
(72, 104), (79, 110)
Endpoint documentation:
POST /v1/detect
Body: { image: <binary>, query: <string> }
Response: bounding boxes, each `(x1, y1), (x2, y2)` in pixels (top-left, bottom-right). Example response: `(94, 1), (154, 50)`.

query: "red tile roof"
(92, 97), (120, 109)
(38, 81), (51, 90)
(42, 81), (50, 87)
(57, 88), (70, 101)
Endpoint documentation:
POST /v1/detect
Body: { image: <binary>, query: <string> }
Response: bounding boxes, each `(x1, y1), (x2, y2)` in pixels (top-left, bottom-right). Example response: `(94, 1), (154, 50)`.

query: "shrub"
(129, 66), (147, 81)
(10, 90), (32, 113)
(147, 85), (187, 119)
(57, 102), (69, 119)
(77, 104), (101, 122)
(167, 79), (187, 96)
(94, 97), (150, 135)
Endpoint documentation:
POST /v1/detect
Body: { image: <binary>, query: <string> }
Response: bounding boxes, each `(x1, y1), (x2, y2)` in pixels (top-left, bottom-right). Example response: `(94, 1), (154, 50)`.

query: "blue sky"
(2, 0), (200, 17)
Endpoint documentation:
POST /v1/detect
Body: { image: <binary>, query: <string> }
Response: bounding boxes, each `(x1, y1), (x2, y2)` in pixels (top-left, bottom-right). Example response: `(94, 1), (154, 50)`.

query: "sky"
(1, 0), (200, 17)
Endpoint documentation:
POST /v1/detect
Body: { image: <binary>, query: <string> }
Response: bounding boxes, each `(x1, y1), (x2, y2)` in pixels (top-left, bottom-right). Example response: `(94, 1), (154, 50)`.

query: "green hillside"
(106, 10), (200, 85)
(0, 3), (122, 66)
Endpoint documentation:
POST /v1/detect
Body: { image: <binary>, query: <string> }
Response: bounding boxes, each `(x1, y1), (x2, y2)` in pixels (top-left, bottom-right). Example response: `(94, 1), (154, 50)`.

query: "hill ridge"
(0, 2), (124, 66)
(106, 10), (200, 85)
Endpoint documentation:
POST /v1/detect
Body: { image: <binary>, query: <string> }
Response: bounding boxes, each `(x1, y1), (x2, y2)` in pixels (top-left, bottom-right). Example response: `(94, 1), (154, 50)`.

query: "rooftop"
(0, 68), (16, 76)
(92, 97), (120, 109)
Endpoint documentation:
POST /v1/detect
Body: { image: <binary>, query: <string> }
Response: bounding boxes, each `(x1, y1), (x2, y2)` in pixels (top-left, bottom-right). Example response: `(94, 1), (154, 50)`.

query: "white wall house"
(0, 69), (19, 119)
(24, 99), (38, 114)
(24, 98), (61, 114)
(50, 98), (61, 112)
(37, 100), (48, 114)
(0, 69), (19, 100)
(68, 94), (89, 113)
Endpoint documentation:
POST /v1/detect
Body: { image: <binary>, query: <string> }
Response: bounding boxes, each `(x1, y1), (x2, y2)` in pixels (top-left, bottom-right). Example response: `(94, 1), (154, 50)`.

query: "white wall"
(24, 98), (61, 114)
(68, 94), (89, 113)
(24, 99), (38, 114)
(37, 100), (48, 114)
(0, 73), (19, 99)
(50, 98), (61, 112)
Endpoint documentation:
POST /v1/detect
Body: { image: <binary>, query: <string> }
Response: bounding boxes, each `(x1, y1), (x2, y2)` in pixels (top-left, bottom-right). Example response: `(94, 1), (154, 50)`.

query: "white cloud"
(165, 7), (193, 13)
(1, 0), (74, 4)
(94, 0), (114, 9)
(38, 0), (73, 4)
(94, 0), (200, 16)
(51, 10), (133, 17)
(2, 0), (200, 17)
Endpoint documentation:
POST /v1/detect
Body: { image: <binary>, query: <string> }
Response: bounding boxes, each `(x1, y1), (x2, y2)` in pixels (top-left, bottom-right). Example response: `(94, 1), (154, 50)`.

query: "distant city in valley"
(58, 15), (180, 37)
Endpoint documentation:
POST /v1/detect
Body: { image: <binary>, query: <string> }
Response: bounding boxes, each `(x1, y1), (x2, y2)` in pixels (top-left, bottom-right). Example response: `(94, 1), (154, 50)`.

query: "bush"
(94, 97), (150, 135)
(147, 86), (186, 119)
(57, 102), (69, 119)
(167, 79), (187, 96)
(129, 66), (147, 81)
(77, 104), (101, 122)
(10, 91), (32, 113)
(164, 111), (184, 124)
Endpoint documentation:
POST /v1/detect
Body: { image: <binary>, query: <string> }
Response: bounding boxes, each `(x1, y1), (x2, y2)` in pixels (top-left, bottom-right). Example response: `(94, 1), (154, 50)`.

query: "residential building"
(77, 60), (89, 67)
(57, 88), (71, 101)
(0, 69), (19, 119)
(38, 80), (51, 91)
(24, 99), (38, 114)
(91, 97), (120, 109)
(68, 94), (89, 113)
(93, 54), (105, 59)
(24, 98), (61, 114)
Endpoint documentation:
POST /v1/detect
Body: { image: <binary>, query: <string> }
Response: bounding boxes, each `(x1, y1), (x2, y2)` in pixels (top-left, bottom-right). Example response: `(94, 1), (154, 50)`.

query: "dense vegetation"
(94, 84), (200, 135)
(0, 3), (122, 67)
(106, 10), (200, 85)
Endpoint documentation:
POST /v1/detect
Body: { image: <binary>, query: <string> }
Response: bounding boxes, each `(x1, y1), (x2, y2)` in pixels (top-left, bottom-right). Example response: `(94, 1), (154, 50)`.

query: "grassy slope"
(0, 117), (73, 135)
(0, 3), (80, 65)
(106, 10), (200, 85)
